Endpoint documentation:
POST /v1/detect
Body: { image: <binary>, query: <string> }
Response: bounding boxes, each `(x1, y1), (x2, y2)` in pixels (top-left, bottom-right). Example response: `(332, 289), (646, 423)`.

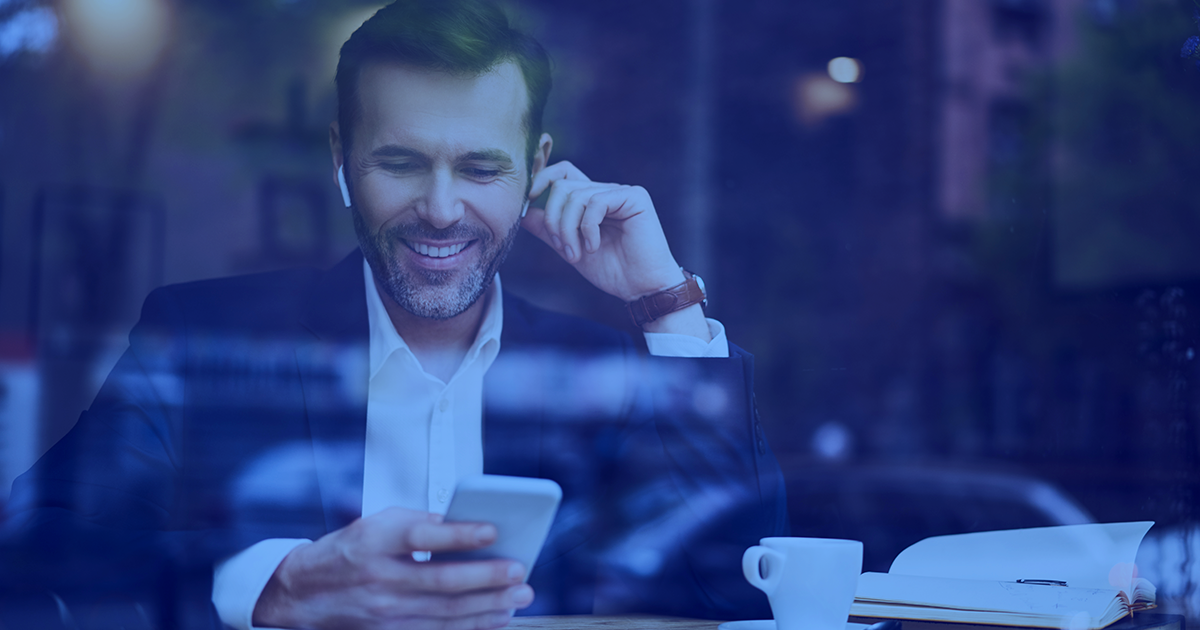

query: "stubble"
(353, 208), (521, 320)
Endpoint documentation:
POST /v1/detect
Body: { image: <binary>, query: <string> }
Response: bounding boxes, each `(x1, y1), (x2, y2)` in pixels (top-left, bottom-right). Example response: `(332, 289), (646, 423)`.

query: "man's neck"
(374, 275), (488, 383)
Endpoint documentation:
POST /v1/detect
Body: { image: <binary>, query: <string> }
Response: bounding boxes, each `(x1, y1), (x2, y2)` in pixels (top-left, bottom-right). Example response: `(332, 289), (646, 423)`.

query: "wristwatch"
(626, 269), (707, 328)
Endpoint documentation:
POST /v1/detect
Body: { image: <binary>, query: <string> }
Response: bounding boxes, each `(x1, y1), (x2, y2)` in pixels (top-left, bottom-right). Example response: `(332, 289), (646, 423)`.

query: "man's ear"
(530, 133), (553, 178)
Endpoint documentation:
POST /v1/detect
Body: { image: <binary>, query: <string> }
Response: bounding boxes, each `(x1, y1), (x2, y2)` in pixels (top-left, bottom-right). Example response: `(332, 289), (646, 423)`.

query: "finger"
(587, 185), (650, 221)
(528, 160), (589, 200)
(565, 185), (639, 256)
(540, 179), (592, 256)
(578, 192), (609, 254)
(404, 520), (498, 554)
(556, 188), (593, 262)
(545, 181), (610, 260)
(360, 555), (525, 593)
(359, 508), (496, 556)
(409, 559), (527, 594)
(520, 207), (557, 250)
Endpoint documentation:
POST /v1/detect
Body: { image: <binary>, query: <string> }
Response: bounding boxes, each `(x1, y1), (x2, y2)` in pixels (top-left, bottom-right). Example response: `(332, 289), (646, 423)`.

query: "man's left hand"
(523, 161), (687, 303)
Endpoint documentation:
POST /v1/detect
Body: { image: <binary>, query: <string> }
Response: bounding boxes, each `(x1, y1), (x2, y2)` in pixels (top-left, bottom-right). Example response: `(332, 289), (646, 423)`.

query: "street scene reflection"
(0, 0), (1197, 627)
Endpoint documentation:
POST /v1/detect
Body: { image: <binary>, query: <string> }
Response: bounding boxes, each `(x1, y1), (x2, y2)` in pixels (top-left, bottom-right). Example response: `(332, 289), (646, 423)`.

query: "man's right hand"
(251, 507), (534, 630)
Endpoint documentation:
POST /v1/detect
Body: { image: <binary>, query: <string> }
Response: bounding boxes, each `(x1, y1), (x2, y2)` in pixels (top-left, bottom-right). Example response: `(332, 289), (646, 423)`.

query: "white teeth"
(410, 241), (466, 258)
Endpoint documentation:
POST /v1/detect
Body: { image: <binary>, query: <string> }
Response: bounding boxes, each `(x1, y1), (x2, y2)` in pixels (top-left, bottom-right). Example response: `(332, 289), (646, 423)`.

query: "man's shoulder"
(147, 268), (319, 326)
(141, 252), (363, 337)
(159, 266), (321, 301)
(500, 292), (634, 354)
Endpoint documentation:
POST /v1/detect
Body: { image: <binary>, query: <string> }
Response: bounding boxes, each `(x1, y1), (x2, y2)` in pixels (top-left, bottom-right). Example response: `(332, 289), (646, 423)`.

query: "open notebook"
(850, 522), (1157, 630)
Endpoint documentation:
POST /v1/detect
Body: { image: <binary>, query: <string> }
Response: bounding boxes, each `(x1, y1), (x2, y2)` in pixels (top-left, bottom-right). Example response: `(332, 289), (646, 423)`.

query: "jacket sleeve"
(592, 339), (790, 620)
(0, 287), (226, 630)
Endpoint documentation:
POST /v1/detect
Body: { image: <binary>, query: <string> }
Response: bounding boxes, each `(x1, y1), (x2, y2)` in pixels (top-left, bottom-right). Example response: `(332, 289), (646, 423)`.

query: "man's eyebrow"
(369, 145), (426, 159)
(459, 149), (514, 166)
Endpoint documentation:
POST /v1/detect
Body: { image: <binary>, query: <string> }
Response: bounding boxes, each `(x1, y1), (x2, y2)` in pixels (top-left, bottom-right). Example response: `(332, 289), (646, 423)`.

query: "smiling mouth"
(405, 240), (471, 258)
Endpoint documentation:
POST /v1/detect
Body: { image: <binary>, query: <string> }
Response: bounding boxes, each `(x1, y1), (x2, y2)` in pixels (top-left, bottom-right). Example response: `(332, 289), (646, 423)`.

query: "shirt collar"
(363, 258), (504, 382)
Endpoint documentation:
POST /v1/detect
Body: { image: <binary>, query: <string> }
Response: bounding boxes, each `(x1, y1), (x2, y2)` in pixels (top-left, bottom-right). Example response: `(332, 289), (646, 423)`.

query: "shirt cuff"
(212, 538), (312, 630)
(643, 318), (730, 358)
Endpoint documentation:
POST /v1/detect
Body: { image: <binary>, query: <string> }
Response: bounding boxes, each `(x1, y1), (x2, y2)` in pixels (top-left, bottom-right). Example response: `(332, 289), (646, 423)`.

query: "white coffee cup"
(742, 537), (863, 630)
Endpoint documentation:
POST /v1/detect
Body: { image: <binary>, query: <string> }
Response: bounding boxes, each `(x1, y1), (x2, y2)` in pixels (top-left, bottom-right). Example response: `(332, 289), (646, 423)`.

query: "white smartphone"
(433, 474), (562, 578)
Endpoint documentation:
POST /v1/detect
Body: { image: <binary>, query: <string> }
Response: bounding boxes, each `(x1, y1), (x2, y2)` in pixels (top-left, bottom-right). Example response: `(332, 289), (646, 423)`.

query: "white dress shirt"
(212, 261), (729, 630)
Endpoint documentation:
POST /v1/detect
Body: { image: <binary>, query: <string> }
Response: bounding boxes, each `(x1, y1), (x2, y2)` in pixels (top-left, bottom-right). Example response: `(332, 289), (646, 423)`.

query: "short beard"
(353, 209), (520, 320)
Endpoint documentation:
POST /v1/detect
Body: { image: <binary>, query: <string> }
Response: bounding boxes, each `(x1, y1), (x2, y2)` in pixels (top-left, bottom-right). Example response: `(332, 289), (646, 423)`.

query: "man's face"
(345, 61), (536, 320)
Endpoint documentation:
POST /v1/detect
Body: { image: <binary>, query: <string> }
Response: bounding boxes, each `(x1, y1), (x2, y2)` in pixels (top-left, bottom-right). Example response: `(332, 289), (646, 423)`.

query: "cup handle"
(742, 546), (785, 595)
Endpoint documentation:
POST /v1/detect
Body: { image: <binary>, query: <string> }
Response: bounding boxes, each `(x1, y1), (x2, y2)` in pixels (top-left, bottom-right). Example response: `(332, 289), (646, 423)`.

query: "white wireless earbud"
(521, 199), (529, 218)
(337, 165), (352, 208)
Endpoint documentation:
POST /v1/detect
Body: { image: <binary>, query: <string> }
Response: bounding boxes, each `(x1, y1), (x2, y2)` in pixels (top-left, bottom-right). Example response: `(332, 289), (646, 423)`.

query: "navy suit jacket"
(1, 251), (788, 629)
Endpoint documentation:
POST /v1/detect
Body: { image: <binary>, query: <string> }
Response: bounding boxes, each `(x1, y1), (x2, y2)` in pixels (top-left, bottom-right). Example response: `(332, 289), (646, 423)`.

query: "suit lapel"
(296, 250), (369, 533)
(482, 292), (544, 479)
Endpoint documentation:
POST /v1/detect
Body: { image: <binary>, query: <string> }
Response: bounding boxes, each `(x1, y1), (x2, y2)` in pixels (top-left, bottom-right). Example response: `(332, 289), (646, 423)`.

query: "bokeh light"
(793, 72), (857, 127)
(61, 0), (169, 80)
(827, 56), (863, 83)
(0, 7), (58, 58)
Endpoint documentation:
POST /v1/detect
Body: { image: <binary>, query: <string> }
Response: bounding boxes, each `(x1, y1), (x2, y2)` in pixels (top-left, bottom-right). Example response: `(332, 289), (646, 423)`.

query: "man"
(1, 1), (788, 629)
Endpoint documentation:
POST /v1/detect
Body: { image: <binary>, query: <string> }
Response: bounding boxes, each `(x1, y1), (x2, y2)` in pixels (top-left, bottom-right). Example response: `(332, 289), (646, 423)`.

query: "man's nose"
(416, 171), (464, 229)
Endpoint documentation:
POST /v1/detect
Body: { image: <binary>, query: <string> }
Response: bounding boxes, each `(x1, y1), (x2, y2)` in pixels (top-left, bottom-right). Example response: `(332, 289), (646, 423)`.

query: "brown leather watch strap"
(626, 269), (707, 328)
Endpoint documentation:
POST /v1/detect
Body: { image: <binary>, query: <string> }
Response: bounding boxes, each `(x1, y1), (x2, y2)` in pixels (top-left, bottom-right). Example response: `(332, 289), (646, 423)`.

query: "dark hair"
(336, 0), (552, 167)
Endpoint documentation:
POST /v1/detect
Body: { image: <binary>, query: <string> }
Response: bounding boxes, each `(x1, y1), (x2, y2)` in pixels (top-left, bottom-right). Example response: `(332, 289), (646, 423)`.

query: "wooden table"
(510, 615), (725, 630)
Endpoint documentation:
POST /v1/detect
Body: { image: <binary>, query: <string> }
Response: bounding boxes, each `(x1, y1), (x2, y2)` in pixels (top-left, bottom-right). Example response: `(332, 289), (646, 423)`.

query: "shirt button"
(439, 398), (450, 412)
(438, 488), (449, 503)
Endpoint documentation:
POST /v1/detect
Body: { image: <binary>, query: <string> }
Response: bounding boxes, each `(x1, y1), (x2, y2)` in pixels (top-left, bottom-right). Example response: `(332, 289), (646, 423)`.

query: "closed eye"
(381, 162), (420, 174)
(461, 167), (503, 180)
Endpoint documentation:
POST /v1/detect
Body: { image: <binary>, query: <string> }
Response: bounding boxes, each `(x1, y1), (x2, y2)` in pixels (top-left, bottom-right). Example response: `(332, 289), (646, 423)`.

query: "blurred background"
(0, 0), (1198, 623)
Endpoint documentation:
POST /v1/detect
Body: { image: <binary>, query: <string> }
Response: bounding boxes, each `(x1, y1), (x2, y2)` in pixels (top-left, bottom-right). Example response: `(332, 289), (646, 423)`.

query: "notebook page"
(856, 572), (1116, 617)
(888, 522), (1154, 593)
